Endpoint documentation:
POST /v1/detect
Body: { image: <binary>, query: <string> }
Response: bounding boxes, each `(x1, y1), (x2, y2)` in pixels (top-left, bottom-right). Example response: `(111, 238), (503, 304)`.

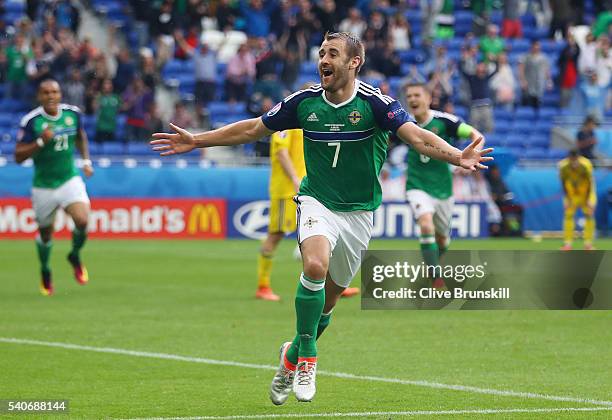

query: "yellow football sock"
(584, 216), (595, 245)
(563, 208), (575, 244)
(257, 251), (273, 288)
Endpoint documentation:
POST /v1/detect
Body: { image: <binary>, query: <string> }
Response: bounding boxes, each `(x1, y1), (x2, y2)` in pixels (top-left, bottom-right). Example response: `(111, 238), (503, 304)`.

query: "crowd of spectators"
(0, 0), (611, 149)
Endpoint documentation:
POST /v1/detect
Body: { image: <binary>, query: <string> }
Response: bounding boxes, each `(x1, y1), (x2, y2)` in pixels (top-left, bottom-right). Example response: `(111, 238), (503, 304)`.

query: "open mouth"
(321, 68), (333, 79)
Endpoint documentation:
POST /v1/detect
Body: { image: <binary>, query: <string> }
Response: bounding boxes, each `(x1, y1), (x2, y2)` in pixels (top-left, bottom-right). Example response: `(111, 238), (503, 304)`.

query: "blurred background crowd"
(0, 0), (610, 164)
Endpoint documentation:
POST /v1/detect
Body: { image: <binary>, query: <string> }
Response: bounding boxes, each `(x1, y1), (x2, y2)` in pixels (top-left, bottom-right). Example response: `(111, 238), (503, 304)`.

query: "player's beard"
(321, 68), (349, 93)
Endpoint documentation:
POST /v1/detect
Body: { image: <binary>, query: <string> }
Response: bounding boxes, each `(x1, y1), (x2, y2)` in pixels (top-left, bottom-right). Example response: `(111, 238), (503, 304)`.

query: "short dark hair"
(38, 78), (60, 91)
(568, 149), (579, 158)
(403, 82), (430, 94)
(324, 31), (365, 74)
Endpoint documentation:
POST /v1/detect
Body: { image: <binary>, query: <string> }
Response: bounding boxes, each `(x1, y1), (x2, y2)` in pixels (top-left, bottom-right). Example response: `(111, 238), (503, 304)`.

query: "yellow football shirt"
(269, 129), (306, 199)
(558, 156), (595, 199)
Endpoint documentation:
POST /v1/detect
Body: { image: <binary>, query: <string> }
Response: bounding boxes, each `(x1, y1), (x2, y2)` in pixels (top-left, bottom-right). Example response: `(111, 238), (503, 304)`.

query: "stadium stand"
(0, 0), (609, 165)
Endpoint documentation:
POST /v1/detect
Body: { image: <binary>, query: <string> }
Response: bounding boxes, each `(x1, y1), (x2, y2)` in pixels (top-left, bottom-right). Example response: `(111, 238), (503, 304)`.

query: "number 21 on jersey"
(53, 134), (69, 151)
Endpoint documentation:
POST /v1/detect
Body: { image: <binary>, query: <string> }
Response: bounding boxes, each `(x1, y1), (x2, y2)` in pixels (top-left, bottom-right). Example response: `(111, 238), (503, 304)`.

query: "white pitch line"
(2, 337), (611, 408)
(125, 407), (612, 420)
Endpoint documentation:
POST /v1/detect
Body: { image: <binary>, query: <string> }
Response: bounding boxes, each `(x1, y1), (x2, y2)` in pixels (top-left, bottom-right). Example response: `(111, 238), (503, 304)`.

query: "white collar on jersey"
(40, 106), (63, 121)
(322, 79), (360, 109)
(418, 110), (434, 128)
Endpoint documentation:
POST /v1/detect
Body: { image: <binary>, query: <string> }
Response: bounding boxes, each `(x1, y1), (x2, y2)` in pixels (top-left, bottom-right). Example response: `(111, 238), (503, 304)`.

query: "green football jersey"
(18, 104), (82, 188)
(405, 110), (463, 199)
(262, 81), (414, 211)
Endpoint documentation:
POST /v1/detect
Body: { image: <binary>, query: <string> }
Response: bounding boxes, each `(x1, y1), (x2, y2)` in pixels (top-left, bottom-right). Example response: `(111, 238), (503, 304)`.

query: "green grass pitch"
(1, 238), (611, 419)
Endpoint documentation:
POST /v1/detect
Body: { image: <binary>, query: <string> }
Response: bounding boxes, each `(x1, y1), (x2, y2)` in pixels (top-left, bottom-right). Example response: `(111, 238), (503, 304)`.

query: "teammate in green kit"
(14, 79), (93, 296)
(151, 32), (493, 404)
(404, 83), (484, 282)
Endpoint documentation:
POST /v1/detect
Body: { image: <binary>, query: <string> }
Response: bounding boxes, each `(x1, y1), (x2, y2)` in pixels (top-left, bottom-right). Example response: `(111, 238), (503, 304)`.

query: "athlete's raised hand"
(459, 137), (493, 171)
(150, 123), (196, 156)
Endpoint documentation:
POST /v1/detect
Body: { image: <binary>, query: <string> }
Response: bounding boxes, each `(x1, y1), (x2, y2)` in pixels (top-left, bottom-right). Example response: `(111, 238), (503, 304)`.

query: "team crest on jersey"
(348, 110), (362, 125)
(430, 127), (438, 134)
(64, 116), (74, 126)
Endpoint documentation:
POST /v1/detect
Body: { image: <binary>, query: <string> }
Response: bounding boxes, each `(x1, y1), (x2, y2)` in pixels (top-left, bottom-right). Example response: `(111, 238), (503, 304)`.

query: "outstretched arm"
(396, 122), (493, 171)
(76, 128), (94, 177)
(151, 117), (274, 156)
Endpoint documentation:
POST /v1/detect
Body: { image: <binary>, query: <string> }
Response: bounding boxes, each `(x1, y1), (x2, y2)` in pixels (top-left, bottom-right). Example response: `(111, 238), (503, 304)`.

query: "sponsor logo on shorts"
(303, 217), (318, 228)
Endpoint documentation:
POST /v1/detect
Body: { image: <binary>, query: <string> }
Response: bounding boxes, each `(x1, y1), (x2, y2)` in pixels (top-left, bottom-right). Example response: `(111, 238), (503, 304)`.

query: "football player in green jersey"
(14, 79), (93, 296)
(151, 32), (493, 403)
(404, 83), (484, 285)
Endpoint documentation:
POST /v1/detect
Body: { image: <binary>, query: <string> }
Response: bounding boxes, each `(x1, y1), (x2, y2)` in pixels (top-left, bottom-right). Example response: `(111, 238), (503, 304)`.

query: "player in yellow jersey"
(256, 128), (306, 300)
(558, 150), (596, 250)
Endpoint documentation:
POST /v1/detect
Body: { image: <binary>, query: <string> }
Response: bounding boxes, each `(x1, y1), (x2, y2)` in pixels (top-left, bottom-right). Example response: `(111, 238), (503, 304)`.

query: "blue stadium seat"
(506, 134), (526, 147)
(525, 27), (549, 41)
(493, 108), (513, 122)
(455, 22), (472, 37)
(535, 119), (554, 130)
(510, 120), (533, 135)
(127, 142), (151, 156)
(5, 1), (25, 13)
(388, 76), (403, 96)
(524, 147), (548, 159)
(540, 40), (566, 54)
(88, 142), (102, 155)
(547, 149), (567, 160)
(514, 106), (536, 120)
(541, 92), (561, 107)
(507, 146), (524, 157)
(163, 59), (187, 79)
(520, 13), (537, 28)
(454, 11), (473, 25)
(494, 120), (511, 134)
(300, 61), (318, 75)
(398, 50), (426, 64)
(529, 135), (550, 148)
(404, 10), (421, 23)
(453, 105), (468, 121)
(99, 142), (125, 155)
(509, 38), (530, 54)
(0, 141), (14, 155)
(447, 38), (465, 51)
(490, 11), (503, 26)
(538, 107), (558, 119)
(0, 114), (13, 127)
(484, 134), (505, 147)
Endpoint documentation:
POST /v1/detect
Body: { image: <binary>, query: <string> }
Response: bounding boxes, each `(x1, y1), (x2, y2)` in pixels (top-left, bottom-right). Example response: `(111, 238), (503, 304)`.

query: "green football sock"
(286, 310), (333, 365)
(420, 234), (439, 267)
(70, 227), (87, 259)
(439, 237), (450, 258)
(295, 273), (325, 359)
(316, 311), (332, 339)
(286, 335), (300, 365)
(36, 237), (52, 272)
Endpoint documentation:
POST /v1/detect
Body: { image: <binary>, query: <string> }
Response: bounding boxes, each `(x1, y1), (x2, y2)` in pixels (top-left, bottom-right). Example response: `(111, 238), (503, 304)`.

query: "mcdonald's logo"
(188, 203), (223, 235)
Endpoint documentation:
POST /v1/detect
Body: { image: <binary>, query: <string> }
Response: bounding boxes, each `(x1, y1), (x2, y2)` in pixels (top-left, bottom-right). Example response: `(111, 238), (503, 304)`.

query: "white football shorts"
(31, 176), (90, 228)
(406, 189), (454, 237)
(295, 195), (373, 288)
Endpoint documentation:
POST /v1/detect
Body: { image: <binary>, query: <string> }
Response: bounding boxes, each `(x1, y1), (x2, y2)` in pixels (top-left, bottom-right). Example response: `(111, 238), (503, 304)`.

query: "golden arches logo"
(187, 203), (222, 235)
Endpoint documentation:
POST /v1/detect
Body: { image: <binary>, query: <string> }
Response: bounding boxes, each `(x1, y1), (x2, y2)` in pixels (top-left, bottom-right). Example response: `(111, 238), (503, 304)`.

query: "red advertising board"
(0, 198), (227, 239)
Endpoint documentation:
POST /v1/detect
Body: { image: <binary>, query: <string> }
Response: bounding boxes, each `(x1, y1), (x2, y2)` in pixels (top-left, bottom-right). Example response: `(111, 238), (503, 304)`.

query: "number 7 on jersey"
(328, 142), (340, 168)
